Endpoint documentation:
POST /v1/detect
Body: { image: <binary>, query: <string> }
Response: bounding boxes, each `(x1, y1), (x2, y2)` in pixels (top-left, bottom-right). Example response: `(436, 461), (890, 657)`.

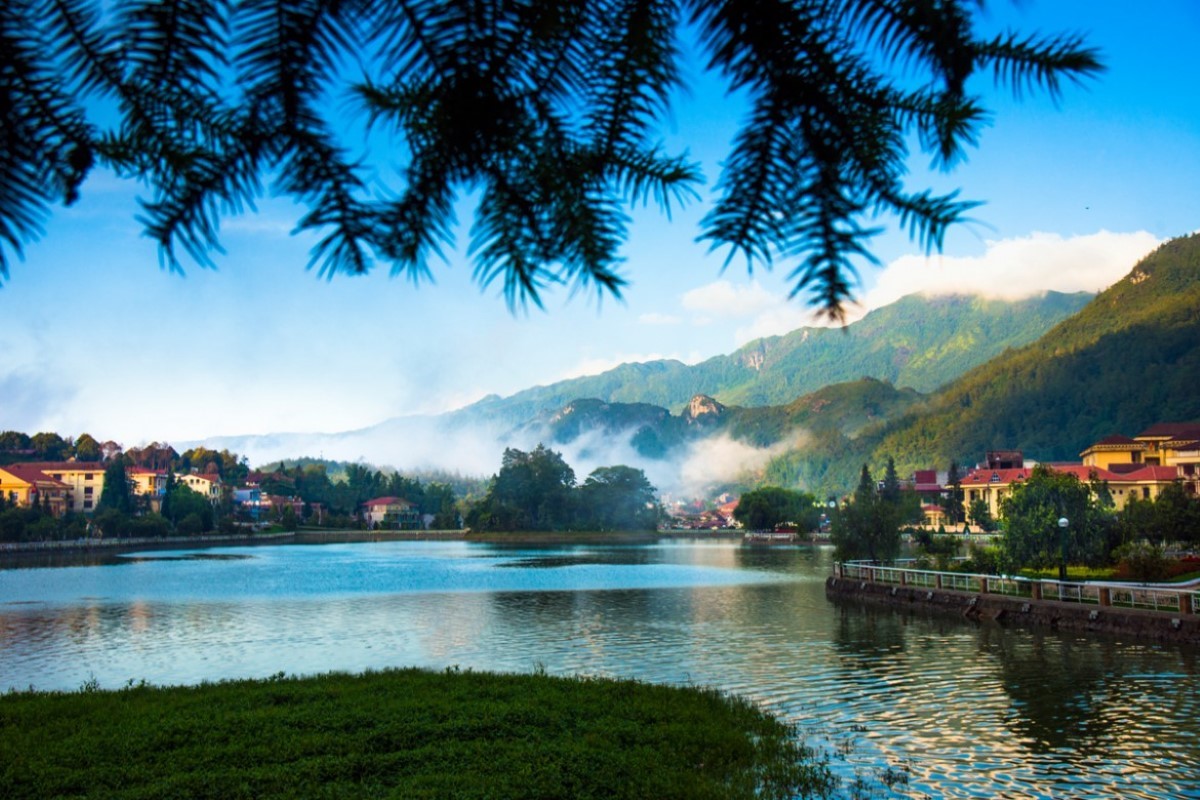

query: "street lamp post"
(1057, 516), (1069, 582)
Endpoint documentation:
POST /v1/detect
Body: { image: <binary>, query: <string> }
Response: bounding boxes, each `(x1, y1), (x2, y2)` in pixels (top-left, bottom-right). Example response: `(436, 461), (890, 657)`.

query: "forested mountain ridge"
(517, 379), (920, 485)
(451, 292), (1090, 430)
(859, 233), (1200, 476)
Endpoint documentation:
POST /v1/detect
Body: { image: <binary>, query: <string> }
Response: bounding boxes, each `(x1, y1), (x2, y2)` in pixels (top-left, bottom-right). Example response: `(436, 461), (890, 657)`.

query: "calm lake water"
(3, 539), (1198, 799)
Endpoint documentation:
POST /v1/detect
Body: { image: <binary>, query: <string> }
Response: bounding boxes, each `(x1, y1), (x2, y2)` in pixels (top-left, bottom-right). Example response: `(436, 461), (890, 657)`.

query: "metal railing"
(834, 559), (1198, 617)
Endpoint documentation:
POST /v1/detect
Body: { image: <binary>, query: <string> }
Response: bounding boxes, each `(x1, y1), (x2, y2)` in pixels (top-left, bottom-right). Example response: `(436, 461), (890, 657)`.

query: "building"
(177, 473), (222, 502)
(362, 497), (421, 529)
(233, 487), (270, 521)
(128, 468), (167, 512)
(1081, 423), (1200, 495)
(905, 469), (949, 527)
(960, 463), (1180, 520)
(267, 494), (304, 519)
(13, 462), (106, 513)
(0, 465), (70, 516)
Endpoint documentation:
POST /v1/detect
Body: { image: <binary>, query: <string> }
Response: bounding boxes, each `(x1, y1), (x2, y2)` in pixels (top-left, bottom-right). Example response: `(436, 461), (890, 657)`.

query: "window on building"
(84, 487), (93, 496)
(1143, 488), (1151, 499)
(85, 473), (93, 480)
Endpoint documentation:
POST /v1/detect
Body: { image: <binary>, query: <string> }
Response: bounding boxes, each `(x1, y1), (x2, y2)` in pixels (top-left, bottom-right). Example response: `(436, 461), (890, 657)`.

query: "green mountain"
(828, 232), (1200, 484)
(517, 380), (921, 492)
(523, 235), (1200, 497)
(453, 291), (1090, 429)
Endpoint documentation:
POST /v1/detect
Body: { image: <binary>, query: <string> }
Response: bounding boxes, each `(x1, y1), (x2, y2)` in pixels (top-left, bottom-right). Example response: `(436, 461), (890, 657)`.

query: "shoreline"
(826, 575), (1200, 645)
(0, 528), (753, 563)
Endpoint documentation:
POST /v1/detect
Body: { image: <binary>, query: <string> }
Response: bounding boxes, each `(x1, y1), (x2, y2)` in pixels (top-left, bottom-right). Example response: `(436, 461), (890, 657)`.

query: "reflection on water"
(2, 540), (1198, 798)
(119, 553), (254, 563)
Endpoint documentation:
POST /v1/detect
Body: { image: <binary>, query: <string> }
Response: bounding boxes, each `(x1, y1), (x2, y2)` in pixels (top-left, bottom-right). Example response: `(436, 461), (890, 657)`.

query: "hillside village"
(659, 422), (1200, 531)
(0, 435), (438, 537)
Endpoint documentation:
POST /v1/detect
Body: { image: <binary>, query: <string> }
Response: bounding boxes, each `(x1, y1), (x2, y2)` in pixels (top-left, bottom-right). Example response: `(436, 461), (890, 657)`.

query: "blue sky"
(2, 0), (1198, 459)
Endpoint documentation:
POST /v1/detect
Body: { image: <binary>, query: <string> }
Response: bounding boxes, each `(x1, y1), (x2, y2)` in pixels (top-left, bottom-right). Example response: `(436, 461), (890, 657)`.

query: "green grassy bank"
(1, 668), (833, 800)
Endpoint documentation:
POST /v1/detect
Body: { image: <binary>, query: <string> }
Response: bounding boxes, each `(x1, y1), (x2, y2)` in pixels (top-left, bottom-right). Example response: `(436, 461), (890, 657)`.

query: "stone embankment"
(827, 570), (1200, 646)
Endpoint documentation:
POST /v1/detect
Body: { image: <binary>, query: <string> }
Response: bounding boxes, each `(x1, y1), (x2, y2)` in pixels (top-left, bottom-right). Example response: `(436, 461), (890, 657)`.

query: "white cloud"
(681, 279), (778, 316)
(674, 429), (812, 497)
(862, 230), (1162, 310)
(680, 278), (841, 343)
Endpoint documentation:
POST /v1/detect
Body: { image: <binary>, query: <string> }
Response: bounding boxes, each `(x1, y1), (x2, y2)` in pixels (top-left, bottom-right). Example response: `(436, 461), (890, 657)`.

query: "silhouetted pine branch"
(0, 0), (1103, 316)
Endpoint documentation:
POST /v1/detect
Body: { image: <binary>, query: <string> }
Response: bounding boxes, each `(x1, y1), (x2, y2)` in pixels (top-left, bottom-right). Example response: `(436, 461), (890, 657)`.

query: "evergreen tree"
(831, 464), (900, 563)
(161, 470), (178, 522)
(881, 457), (901, 506)
(97, 456), (133, 515)
(941, 460), (965, 527)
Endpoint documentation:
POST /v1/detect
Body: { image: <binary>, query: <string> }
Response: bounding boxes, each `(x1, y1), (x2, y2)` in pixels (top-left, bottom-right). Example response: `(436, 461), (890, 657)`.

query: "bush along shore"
(0, 668), (835, 800)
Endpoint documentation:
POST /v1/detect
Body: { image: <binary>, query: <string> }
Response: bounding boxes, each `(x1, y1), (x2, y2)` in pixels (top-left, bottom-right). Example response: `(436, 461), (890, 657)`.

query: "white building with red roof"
(362, 497), (421, 529)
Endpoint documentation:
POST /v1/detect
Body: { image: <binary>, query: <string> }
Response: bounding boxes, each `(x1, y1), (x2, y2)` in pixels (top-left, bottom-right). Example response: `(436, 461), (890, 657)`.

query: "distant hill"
(852, 232), (1200, 478)
(451, 291), (1090, 429)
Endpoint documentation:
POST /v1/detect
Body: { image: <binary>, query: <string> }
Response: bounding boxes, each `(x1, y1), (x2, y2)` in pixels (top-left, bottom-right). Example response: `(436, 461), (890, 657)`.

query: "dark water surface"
(2, 539), (1197, 798)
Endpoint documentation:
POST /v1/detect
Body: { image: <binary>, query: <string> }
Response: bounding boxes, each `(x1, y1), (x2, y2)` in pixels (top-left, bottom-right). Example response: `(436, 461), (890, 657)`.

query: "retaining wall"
(826, 575), (1200, 645)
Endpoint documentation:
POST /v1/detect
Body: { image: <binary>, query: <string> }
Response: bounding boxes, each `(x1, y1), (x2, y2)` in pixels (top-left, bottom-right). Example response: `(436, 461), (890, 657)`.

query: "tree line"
(466, 446), (659, 533)
(1, 432), (666, 540)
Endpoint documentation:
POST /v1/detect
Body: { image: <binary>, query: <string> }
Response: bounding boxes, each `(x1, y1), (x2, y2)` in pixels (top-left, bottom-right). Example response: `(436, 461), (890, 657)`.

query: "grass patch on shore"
(1, 668), (833, 800)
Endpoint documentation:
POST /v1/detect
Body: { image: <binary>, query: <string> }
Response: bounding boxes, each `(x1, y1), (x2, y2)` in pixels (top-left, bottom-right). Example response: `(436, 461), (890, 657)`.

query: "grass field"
(1, 668), (834, 799)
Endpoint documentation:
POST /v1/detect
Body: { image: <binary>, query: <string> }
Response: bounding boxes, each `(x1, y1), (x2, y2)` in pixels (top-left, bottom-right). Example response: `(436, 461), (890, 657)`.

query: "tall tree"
(73, 433), (102, 462)
(469, 445), (577, 531)
(1, 0), (1101, 317)
(832, 464), (901, 563)
(941, 460), (965, 527)
(30, 432), (68, 461)
(1152, 482), (1200, 546)
(96, 455), (133, 515)
(999, 465), (1109, 578)
(733, 486), (818, 531)
(577, 465), (660, 532)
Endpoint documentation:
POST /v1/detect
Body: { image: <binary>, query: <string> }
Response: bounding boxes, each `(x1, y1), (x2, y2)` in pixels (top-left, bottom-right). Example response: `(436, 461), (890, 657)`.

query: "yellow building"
(1080, 423), (1200, 497)
(129, 468), (167, 512)
(0, 465), (71, 516)
(25, 462), (107, 513)
(960, 463), (1180, 520)
(177, 473), (222, 502)
(1079, 435), (1146, 470)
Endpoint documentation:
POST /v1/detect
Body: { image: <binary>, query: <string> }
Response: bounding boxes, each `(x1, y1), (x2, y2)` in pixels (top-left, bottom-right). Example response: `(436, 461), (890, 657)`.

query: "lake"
(2, 538), (1198, 798)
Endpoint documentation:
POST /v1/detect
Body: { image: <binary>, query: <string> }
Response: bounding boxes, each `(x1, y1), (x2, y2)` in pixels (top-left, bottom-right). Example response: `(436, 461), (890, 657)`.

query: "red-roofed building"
(1081, 423), (1200, 496)
(362, 497), (421, 529)
(905, 469), (949, 527)
(0, 465), (71, 516)
(7, 461), (106, 513)
(961, 461), (1183, 520)
(267, 494), (304, 518)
